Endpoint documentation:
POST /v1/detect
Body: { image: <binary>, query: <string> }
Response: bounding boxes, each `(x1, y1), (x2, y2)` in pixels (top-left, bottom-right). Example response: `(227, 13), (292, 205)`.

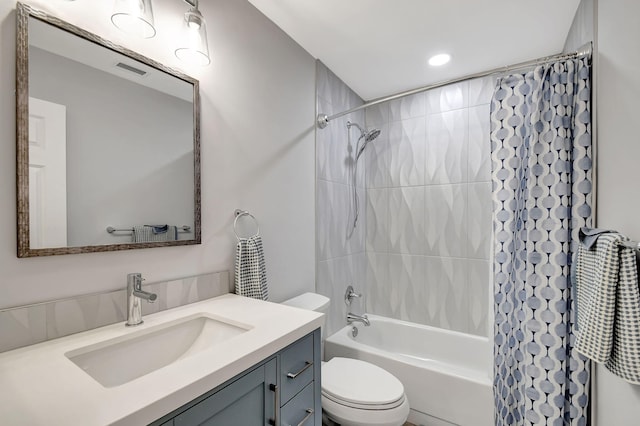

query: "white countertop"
(0, 294), (323, 425)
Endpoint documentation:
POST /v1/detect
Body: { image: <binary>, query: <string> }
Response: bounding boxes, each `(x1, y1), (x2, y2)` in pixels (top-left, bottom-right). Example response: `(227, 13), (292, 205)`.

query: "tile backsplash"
(0, 271), (230, 353)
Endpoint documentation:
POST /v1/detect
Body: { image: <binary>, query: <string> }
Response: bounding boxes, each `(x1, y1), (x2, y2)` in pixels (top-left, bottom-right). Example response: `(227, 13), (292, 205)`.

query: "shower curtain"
(491, 57), (592, 425)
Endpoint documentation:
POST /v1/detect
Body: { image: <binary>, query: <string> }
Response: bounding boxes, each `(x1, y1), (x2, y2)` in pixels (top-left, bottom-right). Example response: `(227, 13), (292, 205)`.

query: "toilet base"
(322, 394), (410, 426)
(322, 411), (340, 426)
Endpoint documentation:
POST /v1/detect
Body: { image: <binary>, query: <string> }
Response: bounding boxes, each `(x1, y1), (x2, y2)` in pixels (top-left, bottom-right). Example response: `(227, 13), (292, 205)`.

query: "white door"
(29, 97), (68, 248)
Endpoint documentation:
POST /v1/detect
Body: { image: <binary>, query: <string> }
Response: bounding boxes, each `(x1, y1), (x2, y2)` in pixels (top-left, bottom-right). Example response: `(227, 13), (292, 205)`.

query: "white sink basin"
(65, 313), (251, 388)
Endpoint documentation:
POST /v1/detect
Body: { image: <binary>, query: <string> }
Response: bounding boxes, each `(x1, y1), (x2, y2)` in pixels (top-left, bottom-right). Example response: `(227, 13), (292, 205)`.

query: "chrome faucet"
(347, 312), (370, 326)
(126, 273), (157, 326)
(344, 285), (362, 305)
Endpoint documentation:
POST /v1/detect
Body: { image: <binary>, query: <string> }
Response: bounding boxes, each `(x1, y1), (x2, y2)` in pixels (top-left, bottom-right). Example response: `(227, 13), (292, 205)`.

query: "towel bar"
(234, 209), (260, 239)
(107, 225), (191, 234)
(620, 240), (640, 250)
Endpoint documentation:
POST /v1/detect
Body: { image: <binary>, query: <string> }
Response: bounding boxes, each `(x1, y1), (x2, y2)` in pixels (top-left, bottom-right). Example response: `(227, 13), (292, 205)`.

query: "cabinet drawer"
(281, 382), (315, 426)
(280, 333), (314, 404)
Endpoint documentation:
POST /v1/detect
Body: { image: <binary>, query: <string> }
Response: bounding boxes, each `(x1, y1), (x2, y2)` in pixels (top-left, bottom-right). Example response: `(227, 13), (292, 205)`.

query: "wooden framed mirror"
(16, 2), (201, 257)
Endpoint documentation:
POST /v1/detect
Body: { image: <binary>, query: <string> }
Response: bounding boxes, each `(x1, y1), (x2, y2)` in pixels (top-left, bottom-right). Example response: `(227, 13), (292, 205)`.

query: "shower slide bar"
(106, 225), (191, 234)
(316, 42), (593, 129)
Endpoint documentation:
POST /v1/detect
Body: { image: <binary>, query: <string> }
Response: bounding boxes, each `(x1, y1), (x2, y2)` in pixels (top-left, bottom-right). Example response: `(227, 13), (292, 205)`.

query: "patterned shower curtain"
(491, 57), (592, 425)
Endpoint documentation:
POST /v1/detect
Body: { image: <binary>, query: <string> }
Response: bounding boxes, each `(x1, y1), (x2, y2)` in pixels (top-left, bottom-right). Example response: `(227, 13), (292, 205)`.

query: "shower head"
(356, 131), (380, 160)
(347, 121), (380, 147)
(347, 121), (381, 160)
(364, 128), (381, 143)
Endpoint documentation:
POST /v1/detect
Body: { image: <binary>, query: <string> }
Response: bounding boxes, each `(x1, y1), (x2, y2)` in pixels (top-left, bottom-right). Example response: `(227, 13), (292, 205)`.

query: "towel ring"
(234, 209), (260, 240)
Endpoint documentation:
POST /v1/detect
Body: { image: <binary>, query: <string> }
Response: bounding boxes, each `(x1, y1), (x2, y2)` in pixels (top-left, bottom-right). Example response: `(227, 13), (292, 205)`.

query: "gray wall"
(0, 0), (316, 309)
(593, 0), (640, 423)
(563, 0), (594, 53)
(30, 47), (194, 247)
(564, 0), (640, 423)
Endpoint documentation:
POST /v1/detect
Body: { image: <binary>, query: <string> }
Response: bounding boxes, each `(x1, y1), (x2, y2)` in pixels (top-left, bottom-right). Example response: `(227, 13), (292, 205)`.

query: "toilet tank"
(282, 292), (330, 359)
(282, 292), (330, 314)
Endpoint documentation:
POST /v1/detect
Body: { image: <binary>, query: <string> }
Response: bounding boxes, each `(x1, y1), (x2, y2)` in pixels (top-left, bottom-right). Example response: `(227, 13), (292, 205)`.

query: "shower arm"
(316, 42), (593, 129)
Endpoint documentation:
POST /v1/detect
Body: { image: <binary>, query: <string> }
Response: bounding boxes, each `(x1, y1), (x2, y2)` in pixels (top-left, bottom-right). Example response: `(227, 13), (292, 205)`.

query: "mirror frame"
(16, 2), (201, 257)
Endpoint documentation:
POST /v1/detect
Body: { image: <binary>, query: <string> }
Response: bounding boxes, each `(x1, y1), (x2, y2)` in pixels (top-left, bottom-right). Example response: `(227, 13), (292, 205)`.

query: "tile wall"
(316, 65), (495, 338)
(316, 61), (367, 336)
(0, 271), (230, 353)
(364, 77), (495, 336)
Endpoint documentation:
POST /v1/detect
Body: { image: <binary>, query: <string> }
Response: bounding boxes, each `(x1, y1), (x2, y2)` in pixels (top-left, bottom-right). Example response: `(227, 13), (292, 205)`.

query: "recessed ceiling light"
(428, 53), (451, 67)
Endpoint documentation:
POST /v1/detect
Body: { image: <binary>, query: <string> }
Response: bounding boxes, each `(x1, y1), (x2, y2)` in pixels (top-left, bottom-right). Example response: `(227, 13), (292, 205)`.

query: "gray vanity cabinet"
(151, 329), (321, 426)
(173, 358), (277, 426)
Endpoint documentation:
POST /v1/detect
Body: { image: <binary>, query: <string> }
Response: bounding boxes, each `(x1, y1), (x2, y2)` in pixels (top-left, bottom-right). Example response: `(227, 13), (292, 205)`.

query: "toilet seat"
(322, 357), (405, 406)
(322, 390), (405, 410)
(321, 357), (409, 426)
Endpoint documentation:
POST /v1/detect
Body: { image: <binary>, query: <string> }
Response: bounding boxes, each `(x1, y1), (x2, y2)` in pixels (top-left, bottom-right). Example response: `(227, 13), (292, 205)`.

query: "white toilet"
(283, 293), (410, 426)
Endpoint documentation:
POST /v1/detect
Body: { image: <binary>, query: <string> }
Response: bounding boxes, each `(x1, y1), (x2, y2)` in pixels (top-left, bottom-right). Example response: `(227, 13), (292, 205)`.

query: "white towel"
(234, 235), (268, 301)
(575, 232), (640, 383)
(132, 225), (178, 243)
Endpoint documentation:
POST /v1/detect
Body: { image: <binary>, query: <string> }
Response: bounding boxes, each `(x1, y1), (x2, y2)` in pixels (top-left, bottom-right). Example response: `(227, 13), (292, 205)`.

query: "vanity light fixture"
(175, 0), (211, 66)
(111, 0), (156, 39)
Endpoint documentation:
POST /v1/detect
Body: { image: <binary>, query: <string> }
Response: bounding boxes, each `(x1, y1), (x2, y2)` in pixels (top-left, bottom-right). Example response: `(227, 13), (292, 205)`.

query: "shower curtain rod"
(316, 42), (593, 129)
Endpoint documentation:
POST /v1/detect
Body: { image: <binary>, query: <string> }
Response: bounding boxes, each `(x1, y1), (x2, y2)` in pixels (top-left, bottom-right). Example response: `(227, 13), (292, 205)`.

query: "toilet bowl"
(321, 357), (409, 426)
(282, 293), (409, 426)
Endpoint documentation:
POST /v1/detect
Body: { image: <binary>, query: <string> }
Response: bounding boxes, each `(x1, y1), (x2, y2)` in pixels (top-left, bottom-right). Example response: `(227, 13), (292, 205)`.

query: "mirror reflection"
(18, 7), (201, 256)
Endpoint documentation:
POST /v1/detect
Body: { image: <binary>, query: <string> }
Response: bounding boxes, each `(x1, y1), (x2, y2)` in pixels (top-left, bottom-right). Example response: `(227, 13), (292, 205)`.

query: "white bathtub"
(324, 315), (493, 426)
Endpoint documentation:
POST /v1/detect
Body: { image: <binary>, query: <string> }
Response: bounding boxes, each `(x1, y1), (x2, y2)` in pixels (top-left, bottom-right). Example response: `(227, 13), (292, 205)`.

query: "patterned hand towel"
(132, 225), (178, 242)
(234, 235), (269, 301)
(575, 232), (640, 383)
(571, 227), (617, 330)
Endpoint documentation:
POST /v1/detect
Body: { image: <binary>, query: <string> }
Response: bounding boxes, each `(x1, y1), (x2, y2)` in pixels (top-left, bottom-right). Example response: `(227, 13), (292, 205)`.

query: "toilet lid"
(322, 357), (405, 407)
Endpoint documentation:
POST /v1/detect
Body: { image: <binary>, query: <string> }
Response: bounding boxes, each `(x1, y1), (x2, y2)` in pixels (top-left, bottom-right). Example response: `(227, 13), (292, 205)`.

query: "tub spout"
(347, 312), (370, 326)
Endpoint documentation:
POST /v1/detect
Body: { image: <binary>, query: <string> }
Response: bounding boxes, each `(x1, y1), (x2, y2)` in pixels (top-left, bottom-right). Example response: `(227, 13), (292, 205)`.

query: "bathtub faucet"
(347, 312), (370, 326)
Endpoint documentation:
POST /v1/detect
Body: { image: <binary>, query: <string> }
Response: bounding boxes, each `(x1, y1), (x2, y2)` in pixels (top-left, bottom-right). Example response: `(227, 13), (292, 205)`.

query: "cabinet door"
(174, 358), (277, 426)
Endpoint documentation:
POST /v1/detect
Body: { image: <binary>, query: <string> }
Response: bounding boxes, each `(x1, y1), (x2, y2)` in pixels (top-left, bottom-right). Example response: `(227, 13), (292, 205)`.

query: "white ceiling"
(29, 18), (193, 102)
(247, 0), (582, 100)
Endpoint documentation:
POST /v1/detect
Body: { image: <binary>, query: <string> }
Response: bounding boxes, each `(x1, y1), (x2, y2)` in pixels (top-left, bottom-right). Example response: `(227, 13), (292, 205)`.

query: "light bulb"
(428, 53), (451, 67)
(111, 0), (156, 39)
(175, 8), (210, 66)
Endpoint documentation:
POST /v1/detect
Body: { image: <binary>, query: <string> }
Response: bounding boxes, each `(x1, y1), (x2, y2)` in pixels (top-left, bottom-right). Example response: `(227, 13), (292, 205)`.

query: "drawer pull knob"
(286, 361), (313, 379)
(284, 408), (314, 426)
(296, 409), (314, 426)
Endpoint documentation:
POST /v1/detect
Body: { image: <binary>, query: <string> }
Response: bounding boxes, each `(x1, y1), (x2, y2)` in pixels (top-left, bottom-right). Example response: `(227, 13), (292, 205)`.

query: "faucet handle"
(127, 273), (146, 290)
(344, 285), (362, 305)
